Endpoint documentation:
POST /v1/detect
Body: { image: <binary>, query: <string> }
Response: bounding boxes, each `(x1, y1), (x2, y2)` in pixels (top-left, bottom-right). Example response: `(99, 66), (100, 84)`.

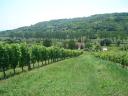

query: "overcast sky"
(0, 0), (128, 31)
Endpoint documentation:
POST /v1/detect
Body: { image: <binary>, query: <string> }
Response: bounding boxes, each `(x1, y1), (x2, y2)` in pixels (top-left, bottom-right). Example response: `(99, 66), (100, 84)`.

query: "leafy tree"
(116, 40), (121, 46)
(19, 43), (31, 71)
(40, 46), (46, 65)
(26, 50), (31, 70)
(84, 42), (92, 50)
(0, 44), (9, 78)
(43, 39), (52, 47)
(100, 39), (112, 46)
(10, 44), (21, 74)
(68, 40), (76, 49)
(31, 46), (37, 68)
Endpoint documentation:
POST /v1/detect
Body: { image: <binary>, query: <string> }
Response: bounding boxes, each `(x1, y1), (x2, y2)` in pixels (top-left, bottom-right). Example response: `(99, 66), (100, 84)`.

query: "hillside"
(0, 53), (128, 96)
(0, 12), (128, 39)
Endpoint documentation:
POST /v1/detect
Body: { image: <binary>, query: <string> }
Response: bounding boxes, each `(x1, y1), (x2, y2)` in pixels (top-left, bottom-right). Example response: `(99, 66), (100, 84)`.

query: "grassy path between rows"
(0, 53), (128, 96)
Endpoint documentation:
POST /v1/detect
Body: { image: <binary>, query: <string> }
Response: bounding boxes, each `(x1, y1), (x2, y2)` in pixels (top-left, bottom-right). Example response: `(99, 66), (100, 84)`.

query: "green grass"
(0, 61), (48, 79)
(0, 53), (128, 96)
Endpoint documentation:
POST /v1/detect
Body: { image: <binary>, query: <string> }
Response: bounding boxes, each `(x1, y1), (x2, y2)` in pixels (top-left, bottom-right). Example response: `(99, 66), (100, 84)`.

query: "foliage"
(116, 40), (121, 46)
(0, 44), (9, 78)
(84, 42), (92, 50)
(100, 38), (112, 46)
(94, 51), (128, 67)
(43, 39), (52, 47)
(0, 13), (128, 40)
(0, 43), (82, 79)
(9, 44), (21, 74)
(68, 40), (76, 49)
(120, 44), (128, 51)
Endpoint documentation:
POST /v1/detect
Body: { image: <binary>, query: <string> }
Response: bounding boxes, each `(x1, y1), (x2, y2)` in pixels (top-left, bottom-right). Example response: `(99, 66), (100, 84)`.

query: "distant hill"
(0, 12), (128, 40)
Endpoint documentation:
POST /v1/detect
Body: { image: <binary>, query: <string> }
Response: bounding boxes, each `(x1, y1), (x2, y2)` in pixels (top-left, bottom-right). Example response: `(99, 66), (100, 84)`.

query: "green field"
(0, 53), (128, 96)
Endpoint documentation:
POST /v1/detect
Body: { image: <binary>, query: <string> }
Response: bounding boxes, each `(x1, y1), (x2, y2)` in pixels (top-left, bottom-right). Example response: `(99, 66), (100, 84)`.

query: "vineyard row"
(94, 51), (128, 68)
(0, 43), (82, 79)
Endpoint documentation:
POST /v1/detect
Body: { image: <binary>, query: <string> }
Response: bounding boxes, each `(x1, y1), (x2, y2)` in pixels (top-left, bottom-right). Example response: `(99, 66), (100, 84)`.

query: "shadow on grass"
(0, 58), (70, 81)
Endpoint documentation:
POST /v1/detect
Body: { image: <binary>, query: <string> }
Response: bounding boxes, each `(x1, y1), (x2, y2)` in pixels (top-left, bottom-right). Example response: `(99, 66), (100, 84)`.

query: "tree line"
(0, 13), (128, 41)
(0, 43), (82, 79)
